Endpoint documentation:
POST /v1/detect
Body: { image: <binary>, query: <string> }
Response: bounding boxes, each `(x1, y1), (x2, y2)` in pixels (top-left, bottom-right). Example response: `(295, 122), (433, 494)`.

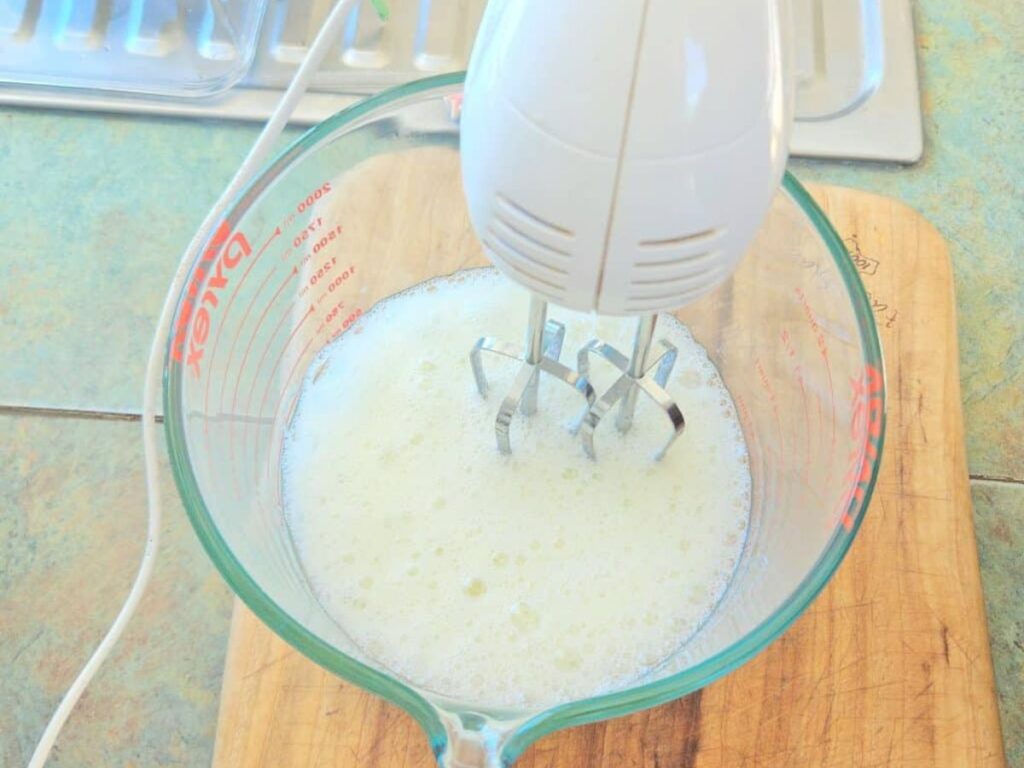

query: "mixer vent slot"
(632, 249), (723, 276)
(487, 224), (569, 276)
(482, 236), (567, 296)
(631, 226), (727, 295)
(630, 261), (723, 288)
(494, 193), (575, 247)
(627, 268), (728, 301)
(623, 284), (708, 313)
(639, 226), (722, 249)
(624, 261), (729, 312)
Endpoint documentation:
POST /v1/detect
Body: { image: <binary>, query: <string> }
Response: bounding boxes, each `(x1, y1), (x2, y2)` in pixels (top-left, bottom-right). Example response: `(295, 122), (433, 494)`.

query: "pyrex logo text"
(171, 221), (253, 378)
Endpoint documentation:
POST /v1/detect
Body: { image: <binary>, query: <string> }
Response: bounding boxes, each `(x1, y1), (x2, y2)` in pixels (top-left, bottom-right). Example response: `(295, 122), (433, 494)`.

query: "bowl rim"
(163, 71), (887, 759)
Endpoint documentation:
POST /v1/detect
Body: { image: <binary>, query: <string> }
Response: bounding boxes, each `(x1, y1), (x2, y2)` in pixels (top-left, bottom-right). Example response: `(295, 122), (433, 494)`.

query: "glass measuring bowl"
(164, 73), (885, 766)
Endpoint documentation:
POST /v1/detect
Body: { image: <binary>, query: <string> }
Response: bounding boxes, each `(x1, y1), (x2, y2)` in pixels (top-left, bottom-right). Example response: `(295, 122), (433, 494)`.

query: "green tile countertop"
(1, 1), (1021, 766)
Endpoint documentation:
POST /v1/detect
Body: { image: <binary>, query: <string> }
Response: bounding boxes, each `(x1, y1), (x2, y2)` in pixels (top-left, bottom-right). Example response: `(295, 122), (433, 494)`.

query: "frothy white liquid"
(283, 270), (750, 709)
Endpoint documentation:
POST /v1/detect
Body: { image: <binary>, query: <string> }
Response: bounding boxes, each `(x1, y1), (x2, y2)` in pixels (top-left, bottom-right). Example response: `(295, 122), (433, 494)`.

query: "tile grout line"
(0, 404), (159, 423)
(970, 474), (1024, 488)
(1, 403), (1023, 487)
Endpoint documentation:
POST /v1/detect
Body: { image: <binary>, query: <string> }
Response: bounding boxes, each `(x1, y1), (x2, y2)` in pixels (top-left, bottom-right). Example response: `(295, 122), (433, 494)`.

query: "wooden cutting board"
(211, 183), (1006, 767)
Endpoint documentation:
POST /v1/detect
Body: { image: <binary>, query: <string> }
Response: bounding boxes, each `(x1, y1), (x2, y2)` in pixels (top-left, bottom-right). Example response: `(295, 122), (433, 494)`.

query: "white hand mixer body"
(462, 0), (795, 458)
(461, 0), (794, 314)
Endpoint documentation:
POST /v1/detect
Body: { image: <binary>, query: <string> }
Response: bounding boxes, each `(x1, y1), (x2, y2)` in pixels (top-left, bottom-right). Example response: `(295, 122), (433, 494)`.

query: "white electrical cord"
(27, 0), (367, 763)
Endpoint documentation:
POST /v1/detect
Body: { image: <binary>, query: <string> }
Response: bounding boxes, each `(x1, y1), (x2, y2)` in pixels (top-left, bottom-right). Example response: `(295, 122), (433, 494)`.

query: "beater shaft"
(616, 314), (657, 432)
(471, 301), (686, 460)
(577, 315), (686, 461)
(519, 295), (547, 416)
(471, 295), (594, 455)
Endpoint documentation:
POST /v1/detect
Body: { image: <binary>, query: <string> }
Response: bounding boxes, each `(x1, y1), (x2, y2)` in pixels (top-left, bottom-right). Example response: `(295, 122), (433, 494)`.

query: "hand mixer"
(463, 0), (794, 459)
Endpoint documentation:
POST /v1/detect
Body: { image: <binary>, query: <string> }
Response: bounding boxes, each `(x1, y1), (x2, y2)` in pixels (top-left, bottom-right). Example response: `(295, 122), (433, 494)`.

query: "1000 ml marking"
(300, 258), (355, 298)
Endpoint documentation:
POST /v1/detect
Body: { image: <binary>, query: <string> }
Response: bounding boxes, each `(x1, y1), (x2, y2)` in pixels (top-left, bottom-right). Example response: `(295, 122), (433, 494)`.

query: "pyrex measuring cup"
(165, 73), (885, 766)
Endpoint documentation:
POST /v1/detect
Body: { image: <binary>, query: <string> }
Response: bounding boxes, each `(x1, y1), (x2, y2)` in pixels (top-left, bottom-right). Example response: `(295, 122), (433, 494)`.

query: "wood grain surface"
(211, 159), (1006, 767)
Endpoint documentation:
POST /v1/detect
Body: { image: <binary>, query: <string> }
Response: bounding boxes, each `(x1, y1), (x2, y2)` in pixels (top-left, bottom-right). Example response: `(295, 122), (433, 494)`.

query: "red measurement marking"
(213, 266), (278, 423)
(290, 217), (324, 250)
(795, 287), (838, 459)
(819, 335), (836, 456)
(227, 268), (299, 415)
(296, 226), (344, 272)
(295, 181), (333, 214)
(779, 328), (796, 359)
(261, 333), (318, 486)
(789, 389), (812, 518)
(210, 313), (289, 498)
(255, 305), (364, 489)
(230, 301), (309, 505)
(754, 357), (785, 466)
(227, 266), (300, 465)
(796, 371), (813, 497)
(238, 295), (307, 476)
(781, 328), (815, 507)
(200, 227), (281, 433)
(254, 305), (316, 431)
(832, 364), (884, 532)
(256, 227), (281, 258)
(300, 258), (354, 300)
(794, 287), (819, 332)
(278, 211), (297, 235)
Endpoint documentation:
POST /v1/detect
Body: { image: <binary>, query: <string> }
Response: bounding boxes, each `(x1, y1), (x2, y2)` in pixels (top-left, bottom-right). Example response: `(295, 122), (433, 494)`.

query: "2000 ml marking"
(171, 221), (253, 379)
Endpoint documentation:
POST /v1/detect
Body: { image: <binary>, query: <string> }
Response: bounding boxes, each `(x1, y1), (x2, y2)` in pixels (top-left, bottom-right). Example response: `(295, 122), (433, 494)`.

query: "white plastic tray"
(0, 0), (922, 162)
